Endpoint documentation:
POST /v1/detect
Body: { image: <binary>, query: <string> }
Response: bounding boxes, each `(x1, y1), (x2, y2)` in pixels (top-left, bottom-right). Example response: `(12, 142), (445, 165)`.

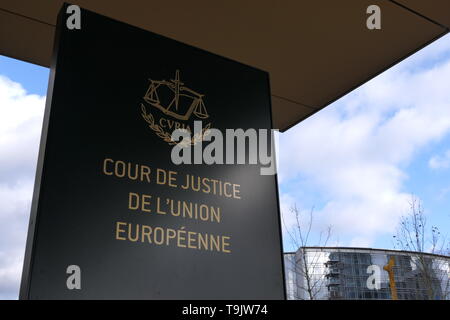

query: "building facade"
(285, 247), (450, 300)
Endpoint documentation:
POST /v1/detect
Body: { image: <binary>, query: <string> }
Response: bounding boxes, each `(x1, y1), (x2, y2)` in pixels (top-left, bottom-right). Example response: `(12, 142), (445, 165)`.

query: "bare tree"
(393, 196), (450, 300)
(282, 204), (333, 300)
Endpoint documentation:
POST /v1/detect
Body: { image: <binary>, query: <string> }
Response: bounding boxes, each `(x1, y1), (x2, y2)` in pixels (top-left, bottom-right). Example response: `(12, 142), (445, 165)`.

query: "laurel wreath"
(140, 104), (211, 147)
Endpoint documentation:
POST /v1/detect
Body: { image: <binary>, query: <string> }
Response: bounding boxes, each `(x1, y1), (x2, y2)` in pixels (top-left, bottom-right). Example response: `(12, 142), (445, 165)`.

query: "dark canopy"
(1, 0), (449, 130)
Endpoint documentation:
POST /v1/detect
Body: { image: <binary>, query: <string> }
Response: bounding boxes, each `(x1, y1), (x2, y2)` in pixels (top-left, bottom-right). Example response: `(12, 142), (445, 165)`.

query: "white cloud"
(278, 36), (450, 248)
(429, 150), (450, 169)
(0, 75), (45, 299)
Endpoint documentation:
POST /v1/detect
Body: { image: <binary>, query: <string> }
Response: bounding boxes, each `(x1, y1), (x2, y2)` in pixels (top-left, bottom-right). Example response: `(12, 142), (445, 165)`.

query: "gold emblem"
(141, 70), (211, 145)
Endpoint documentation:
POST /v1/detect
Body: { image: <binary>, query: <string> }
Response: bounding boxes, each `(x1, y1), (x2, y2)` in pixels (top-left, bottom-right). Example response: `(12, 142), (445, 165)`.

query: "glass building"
(284, 247), (450, 300)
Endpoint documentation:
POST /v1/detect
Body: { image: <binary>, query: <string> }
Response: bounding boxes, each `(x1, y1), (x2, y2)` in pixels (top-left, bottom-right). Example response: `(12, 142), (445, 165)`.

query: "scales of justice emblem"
(140, 70), (211, 145)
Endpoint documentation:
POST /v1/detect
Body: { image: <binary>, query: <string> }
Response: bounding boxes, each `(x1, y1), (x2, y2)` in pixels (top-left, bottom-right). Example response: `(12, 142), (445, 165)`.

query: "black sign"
(20, 5), (285, 299)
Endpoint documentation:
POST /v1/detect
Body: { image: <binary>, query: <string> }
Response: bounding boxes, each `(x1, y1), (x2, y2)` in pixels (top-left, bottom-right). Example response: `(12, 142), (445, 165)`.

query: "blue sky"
(0, 56), (49, 96)
(1, 34), (450, 298)
(278, 34), (450, 251)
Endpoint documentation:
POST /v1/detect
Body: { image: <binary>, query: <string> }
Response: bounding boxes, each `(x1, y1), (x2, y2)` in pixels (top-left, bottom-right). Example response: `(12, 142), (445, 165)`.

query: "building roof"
(1, 1), (450, 130)
(285, 246), (450, 260)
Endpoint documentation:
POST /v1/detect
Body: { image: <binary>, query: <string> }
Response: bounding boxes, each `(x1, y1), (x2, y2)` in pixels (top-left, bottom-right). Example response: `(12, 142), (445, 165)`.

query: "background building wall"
(284, 247), (450, 300)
